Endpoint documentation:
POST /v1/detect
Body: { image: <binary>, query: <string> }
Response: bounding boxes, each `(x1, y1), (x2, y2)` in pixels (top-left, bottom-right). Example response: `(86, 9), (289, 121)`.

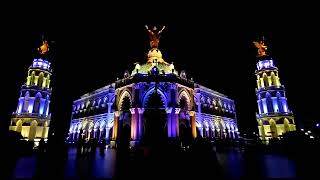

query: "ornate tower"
(254, 37), (296, 142)
(9, 39), (52, 142)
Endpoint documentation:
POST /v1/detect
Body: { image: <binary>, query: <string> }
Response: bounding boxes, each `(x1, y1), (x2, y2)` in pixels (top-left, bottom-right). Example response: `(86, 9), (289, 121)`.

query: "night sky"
(1, 4), (319, 140)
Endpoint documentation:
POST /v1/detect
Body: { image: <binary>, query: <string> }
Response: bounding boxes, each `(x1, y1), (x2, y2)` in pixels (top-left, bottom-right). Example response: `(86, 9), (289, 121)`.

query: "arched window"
(23, 91), (30, 113)
(263, 73), (269, 87)
(284, 118), (290, 132)
(29, 120), (38, 140)
(97, 98), (102, 107)
(179, 98), (187, 111)
(43, 95), (50, 116)
(271, 72), (277, 86)
(269, 119), (277, 138)
(33, 92), (42, 114)
(266, 92), (273, 113)
(276, 92), (284, 112)
(30, 71), (35, 86)
(86, 100), (90, 108)
(38, 72), (44, 88)
(16, 120), (23, 132)
(256, 75), (261, 88)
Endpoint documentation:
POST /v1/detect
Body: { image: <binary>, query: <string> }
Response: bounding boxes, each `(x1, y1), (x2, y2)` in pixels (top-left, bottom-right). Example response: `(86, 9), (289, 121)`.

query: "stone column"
(111, 111), (120, 148)
(138, 108), (145, 140)
(166, 107), (172, 138)
(199, 127), (204, 137)
(189, 111), (197, 138)
(99, 129), (102, 140)
(88, 130), (92, 140)
(105, 127), (110, 140)
(224, 129), (227, 139)
(173, 108), (180, 137)
(212, 128), (215, 138)
(107, 103), (113, 113)
(77, 130), (81, 140)
(112, 111), (120, 139)
(72, 131), (76, 141)
(130, 108), (138, 140)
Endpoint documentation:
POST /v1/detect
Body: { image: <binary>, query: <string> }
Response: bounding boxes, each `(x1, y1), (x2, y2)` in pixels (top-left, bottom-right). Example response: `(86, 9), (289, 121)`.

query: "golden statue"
(253, 37), (268, 57)
(145, 25), (165, 48)
(38, 40), (49, 55)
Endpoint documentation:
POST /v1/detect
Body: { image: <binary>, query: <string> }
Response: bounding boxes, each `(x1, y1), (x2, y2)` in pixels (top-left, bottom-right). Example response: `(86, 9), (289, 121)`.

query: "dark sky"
(1, 4), (319, 139)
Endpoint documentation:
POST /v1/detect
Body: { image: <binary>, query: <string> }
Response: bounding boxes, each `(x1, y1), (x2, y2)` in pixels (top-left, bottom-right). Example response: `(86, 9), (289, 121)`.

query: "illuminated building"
(9, 40), (52, 142)
(254, 37), (296, 142)
(68, 26), (239, 147)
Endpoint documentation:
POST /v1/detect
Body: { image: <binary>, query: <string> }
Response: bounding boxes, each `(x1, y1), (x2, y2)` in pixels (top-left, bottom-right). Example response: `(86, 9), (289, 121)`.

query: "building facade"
(9, 40), (52, 142)
(68, 26), (239, 147)
(254, 38), (296, 142)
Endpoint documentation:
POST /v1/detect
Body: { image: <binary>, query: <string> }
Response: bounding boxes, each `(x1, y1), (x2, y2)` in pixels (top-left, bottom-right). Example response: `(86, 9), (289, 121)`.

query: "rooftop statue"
(38, 40), (49, 55)
(145, 25), (165, 48)
(253, 37), (268, 57)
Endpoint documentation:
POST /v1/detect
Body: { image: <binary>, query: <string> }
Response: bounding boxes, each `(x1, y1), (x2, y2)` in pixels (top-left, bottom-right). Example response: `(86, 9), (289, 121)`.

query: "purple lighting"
(257, 59), (274, 70)
(32, 59), (51, 70)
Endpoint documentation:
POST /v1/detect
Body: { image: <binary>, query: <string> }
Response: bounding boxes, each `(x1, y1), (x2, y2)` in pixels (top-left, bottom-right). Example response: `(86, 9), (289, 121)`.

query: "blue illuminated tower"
(254, 37), (296, 142)
(9, 39), (52, 142)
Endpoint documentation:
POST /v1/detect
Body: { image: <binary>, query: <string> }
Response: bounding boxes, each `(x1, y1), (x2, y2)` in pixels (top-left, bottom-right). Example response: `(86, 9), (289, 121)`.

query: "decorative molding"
(175, 108), (181, 114)
(188, 111), (196, 116)
(114, 111), (120, 117)
(138, 108), (145, 114)
(130, 108), (135, 114)
(165, 107), (172, 114)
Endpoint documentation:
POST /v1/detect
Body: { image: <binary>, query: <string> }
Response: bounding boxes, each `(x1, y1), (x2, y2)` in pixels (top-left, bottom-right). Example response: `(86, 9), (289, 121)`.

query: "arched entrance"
(118, 95), (132, 149)
(143, 91), (167, 146)
(118, 124), (131, 149)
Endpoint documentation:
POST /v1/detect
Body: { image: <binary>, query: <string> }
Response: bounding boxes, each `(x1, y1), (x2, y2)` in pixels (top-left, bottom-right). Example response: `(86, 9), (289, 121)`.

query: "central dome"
(147, 48), (167, 64)
(148, 48), (162, 59)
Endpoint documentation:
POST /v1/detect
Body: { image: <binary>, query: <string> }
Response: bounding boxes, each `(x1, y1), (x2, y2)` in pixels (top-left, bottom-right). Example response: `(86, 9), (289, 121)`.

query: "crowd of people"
(75, 137), (107, 157)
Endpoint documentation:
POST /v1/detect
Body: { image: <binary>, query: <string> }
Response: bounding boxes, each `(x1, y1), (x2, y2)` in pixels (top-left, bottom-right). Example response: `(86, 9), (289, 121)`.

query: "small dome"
(147, 48), (162, 59)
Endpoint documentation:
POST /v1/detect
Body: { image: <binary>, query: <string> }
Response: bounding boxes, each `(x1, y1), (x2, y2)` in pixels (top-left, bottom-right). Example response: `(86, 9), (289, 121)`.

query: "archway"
(29, 120), (38, 140)
(118, 95), (132, 144)
(269, 119), (277, 138)
(33, 93), (42, 114)
(119, 124), (131, 149)
(23, 91), (30, 113)
(16, 120), (22, 132)
(284, 118), (290, 133)
(38, 72), (44, 88)
(179, 123), (191, 146)
(143, 91), (167, 146)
